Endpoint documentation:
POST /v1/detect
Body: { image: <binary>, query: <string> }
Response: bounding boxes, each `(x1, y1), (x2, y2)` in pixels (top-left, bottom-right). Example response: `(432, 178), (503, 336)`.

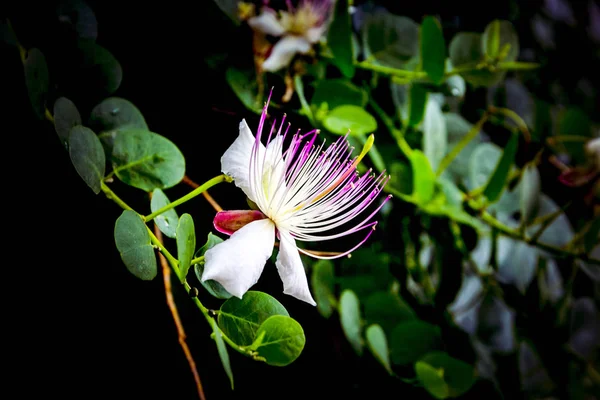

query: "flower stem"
(144, 174), (232, 222)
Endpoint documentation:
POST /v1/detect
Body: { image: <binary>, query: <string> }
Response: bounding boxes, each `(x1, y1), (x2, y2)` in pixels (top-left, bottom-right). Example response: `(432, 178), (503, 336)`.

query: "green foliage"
(310, 260), (336, 318)
(339, 289), (363, 355)
(248, 315), (306, 366)
(323, 105), (378, 137)
(24, 48), (49, 119)
(68, 125), (105, 194)
(390, 321), (442, 365)
(420, 16), (446, 84)
(176, 213), (196, 280)
(114, 210), (157, 280)
(150, 189), (179, 239)
(327, 0), (355, 78)
(365, 324), (392, 374)
(54, 97), (82, 147)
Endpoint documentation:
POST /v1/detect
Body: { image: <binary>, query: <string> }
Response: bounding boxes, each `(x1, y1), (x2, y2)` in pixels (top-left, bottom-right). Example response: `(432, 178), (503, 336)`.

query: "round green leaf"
(519, 163), (541, 225)
(310, 260), (336, 318)
(482, 132), (519, 203)
(421, 16), (446, 84)
(194, 233), (232, 299)
(68, 125), (105, 194)
(311, 79), (367, 110)
(111, 128), (185, 191)
(323, 105), (377, 137)
(361, 11), (419, 68)
(54, 97), (82, 147)
(415, 361), (449, 399)
(249, 315), (305, 366)
(390, 320), (441, 365)
(449, 32), (505, 87)
(114, 210), (157, 280)
(90, 97), (148, 134)
(467, 143), (502, 190)
(423, 98), (448, 172)
(176, 213), (195, 281)
(443, 113), (484, 184)
(366, 324), (392, 374)
(419, 351), (476, 398)
(78, 39), (122, 94)
(218, 291), (289, 346)
(407, 83), (428, 128)
(339, 289), (363, 355)
(24, 48), (50, 119)
(410, 150), (436, 204)
(482, 20), (519, 62)
(209, 319), (234, 389)
(364, 291), (415, 336)
(150, 189), (179, 239)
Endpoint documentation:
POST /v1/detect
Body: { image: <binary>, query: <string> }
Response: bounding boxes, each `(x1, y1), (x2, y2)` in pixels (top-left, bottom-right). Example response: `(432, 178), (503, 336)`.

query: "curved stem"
(145, 174), (232, 222)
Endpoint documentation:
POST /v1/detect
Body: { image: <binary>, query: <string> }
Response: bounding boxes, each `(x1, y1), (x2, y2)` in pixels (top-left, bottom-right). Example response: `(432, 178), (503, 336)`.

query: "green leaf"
(114, 210), (157, 280)
(440, 113), (485, 182)
(390, 320), (441, 365)
(209, 318), (234, 389)
(519, 163), (541, 225)
(24, 48), (50, 119)
(339, 289), (363, 355)
(90, 97), (148, 134)
(364, 291), (415, 336)
(68, 125), (105, 194)
(410, 150), (436, 204)
(249, 315), (305, 366)
(56, 0), (98, 39)
(150, 189), (179, 239)
(311, 79), (367, 110)
(415, 361), (449, 399)
(218, 291), (289, 346)
(327, 0), (354, 78)
(407, 83), (428, 127)
(448, 33), (504, 87)
(310, 260), (336, 318)
(338, 245), (397, 298)
(54, 97), (82, 147)
(194, 233), (232, 299)
(418, 351), (477, 398)
(226, 67), (260, 113)
(423, 97), (448, 171)
(212, 0), (240, 25)
(482, 20), (519, 62)
(468, 143), (502, 190)
(78, 39), (123, 94)
(483, 132), (519, 202)
(389, 161), (413, 195)
(361, 11), (419, 68)
(420, 16), (446, 84)
(176, 213), (195, 280)
(323, 105), (377, 137)
(111, 129), (185, 192)
(366, 324), (392, 374)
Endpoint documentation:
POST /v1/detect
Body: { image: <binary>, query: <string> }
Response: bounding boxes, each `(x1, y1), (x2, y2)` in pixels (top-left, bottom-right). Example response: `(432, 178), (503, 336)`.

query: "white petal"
(202, 219), (275, 298)
(262, 36), (312, 72)
(221, 119), (263, 202)
(248, 10), (285, 36)
(305, 26), (326, 43)
(275, 229), (316, 305)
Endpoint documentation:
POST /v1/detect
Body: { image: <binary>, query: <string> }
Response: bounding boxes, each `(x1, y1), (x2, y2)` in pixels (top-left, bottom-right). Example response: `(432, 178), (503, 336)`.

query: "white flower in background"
(201, 95), (390, 305)
(247, 0), (334, 72)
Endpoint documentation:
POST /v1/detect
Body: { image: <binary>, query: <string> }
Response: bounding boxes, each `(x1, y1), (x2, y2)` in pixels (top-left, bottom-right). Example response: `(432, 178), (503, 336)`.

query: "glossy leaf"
(90, 97), (148, 134)
(420, 16), (446, 84)
(114, 210), (157, 280)
(194, 233), (232, 299)
(423, 97), (448, 171)
(327, 0), (354, 78)
(150, 189), (179, 239)
(410, 150), (436, 204)
(418, 351), (476, 398)
(390, 321), (442, 365)
(361, 10), (419, 68)
(364, 291), (415, 336)
(339, 289), (363, 355)
(226, 67), (260, 113)
(310, 260), (336, 318)
(54, 97), (82, 147)
(111, 129), (185, 192)
(24, 48), (50, 119)
(323, 105), (377, 137)
(407, 83), (428, 127)
(366, 324), (392, 374)
(68, 125), (105, 194)
(249, 315), (305, 366)
(176, 213), (195, 280)
(218, 291), (289, 346)
(209, 318), (234, 389)
(311, 79), (367, 110)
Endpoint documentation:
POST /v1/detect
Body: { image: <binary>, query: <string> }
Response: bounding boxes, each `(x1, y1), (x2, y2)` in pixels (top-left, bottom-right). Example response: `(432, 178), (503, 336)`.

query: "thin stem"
(182, 175), (223, 212)
(355, 61), (427, 80)
(101, 181), (133, 211)
(155, 225), (206, 400)
(190, 255), (204, 266)
(145, 174), (232, 222)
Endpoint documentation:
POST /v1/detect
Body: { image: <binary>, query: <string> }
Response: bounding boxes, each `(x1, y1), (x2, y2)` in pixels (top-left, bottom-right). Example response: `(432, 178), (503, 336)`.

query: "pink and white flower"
(201, 96), (390, 305)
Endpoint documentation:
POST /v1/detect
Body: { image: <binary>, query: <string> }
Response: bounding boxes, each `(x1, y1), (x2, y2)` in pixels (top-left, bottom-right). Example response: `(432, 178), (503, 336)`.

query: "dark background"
(4, 0), (598, 399)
